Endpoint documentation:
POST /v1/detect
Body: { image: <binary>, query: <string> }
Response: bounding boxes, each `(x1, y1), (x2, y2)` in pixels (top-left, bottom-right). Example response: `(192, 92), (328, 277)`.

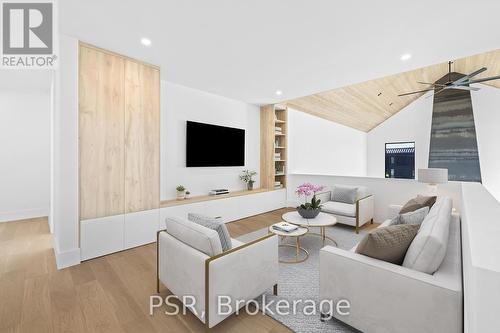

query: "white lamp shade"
(418, 168), (448, 184)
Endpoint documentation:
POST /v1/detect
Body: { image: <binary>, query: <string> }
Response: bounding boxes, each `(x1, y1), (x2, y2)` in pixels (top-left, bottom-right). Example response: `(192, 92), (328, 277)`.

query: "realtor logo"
(1, 0), (57, 68)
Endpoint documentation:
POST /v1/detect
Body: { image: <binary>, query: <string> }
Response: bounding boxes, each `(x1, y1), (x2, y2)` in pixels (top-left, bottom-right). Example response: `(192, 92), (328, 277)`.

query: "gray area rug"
(237, 224), (368, 333)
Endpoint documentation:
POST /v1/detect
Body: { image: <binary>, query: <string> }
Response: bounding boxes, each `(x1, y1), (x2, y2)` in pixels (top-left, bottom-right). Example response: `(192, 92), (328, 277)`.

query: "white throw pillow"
(402, 197), (452, 274)
(390, 206), (429, 226)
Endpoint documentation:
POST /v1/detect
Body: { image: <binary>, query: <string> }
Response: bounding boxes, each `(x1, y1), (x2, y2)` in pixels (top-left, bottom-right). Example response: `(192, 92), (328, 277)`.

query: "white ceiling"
(59, 0), (500, 104)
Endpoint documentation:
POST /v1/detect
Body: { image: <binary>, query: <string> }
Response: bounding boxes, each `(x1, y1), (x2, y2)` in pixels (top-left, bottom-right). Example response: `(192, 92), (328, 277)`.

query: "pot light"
(141, 38), (152, 47)
(275, 90), (283, 96)
(400, 53), (412, 61)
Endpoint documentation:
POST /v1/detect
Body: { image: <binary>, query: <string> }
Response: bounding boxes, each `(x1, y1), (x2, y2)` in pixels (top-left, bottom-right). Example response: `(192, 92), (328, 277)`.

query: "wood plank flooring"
(0, 209), (377, 332)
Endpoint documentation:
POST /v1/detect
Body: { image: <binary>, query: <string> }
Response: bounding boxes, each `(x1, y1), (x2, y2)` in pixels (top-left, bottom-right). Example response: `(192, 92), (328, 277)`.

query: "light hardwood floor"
(0, 209), (377, 332)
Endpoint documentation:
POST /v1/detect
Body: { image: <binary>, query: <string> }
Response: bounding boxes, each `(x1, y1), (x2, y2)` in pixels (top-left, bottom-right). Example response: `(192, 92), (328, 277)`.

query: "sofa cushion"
(399, 195), (437, 214)
(165, 217), (223, 256)
(390, 206), (429, 226)
(403, 197), (452, 274)
(322, 201), (356, 217)
(355, 224), (420, 264)
(332, 186), (358, 204)
(188, 213), (232, 252)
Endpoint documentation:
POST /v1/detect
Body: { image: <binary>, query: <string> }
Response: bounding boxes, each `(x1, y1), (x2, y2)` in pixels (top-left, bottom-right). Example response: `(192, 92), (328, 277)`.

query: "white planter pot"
(176, 191), (186, 200)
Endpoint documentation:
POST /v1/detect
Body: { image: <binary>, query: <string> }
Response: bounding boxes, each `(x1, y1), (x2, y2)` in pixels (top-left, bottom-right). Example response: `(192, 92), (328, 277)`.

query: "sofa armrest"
(319, 246), (462, 333)
(205, 234), (278, 328)
(356, 195), (374, 226)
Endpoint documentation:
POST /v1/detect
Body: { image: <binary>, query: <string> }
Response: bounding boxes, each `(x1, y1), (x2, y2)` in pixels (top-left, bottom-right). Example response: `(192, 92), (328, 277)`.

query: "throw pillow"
(188, 213), (232, 252)
(355, 224), (420, 265)
(390, 206), (429, 226)
(399, 195), (437, 214)
(332, 186), (358, 204)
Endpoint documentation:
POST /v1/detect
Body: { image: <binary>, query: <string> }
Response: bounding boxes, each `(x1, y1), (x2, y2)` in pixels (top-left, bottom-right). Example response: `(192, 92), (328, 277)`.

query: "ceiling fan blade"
(453, 67), (487, 85)
(449, 85), (480, 91)
(417, 81), (446, 87)
(466, 74), (500, 85)
(398, 89), (434, 97)
(426, 87), (448, 99)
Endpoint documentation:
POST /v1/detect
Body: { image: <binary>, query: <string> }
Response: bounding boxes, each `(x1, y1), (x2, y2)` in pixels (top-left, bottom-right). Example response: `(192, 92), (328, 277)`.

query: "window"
(385, 142), (415, 179)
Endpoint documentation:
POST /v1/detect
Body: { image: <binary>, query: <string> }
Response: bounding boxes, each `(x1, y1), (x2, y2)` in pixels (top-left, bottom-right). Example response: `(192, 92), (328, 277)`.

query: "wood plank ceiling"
(286, 48), (500, 132)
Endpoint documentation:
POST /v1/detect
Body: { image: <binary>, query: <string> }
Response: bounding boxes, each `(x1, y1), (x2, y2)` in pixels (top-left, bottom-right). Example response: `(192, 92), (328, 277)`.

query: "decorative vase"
(297, 207), (320, 219)
(176, 191), (185, 200)
(185, 193), (190, 199)
(247, 181), (254, 190)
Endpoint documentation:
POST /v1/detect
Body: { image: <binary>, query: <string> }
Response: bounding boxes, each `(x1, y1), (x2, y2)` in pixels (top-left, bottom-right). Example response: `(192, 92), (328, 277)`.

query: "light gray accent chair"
(316, 185), (375, 233)
(319, 197), (462, 333)
(157, 216), (279, 329)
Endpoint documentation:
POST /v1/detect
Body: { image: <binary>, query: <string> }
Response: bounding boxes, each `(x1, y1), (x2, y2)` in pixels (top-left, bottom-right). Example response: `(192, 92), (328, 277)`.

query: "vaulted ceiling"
(286, 48), (500, 132)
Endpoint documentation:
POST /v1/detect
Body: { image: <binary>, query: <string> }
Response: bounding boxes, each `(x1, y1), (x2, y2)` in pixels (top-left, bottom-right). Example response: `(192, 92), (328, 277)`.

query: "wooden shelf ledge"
(160, 188), (279, 208)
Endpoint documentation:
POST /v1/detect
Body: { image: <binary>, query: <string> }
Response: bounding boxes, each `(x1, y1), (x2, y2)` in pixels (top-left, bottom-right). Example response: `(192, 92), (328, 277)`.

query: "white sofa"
(319, 197), (462, 333)
(157, 217), (278, 329)
(316, 186), (375, 233)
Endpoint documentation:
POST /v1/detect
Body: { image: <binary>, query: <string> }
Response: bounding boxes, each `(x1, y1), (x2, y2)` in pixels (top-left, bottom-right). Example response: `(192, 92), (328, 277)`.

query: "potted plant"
(296, 183), (324, 219)
(176, 185), (186, 200)
(185, 190), (191, 199)
(239, 170), (257, 190)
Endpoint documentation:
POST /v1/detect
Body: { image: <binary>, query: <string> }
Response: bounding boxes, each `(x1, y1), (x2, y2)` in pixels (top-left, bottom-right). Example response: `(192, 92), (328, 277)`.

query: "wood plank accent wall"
(79, 43), (160, 220)
(260, 105), (275, 190)
(79, 45), (125, 220)
(124, 61), (160, 213)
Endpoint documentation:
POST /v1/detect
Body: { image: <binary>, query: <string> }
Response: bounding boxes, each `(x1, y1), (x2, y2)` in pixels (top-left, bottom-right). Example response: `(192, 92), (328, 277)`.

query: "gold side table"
(269, 223), (309, 264)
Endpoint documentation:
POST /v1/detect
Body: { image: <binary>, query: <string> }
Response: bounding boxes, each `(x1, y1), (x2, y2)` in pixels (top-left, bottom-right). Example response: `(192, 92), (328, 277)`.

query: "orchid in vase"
(295, 183), (325, 219)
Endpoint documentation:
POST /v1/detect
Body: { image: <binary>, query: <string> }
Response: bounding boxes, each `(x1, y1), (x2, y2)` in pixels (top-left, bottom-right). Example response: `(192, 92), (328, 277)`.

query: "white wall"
(366, 86), (500, 202)
(460, 182), (500, 333)
(288, 108), (367, 176)
(52, 35), (80, 268)
(367, 91), (434, 178)
(161, 81), (260, 200)
(0, 84), (51, 222)
(471, 84), (500, 202)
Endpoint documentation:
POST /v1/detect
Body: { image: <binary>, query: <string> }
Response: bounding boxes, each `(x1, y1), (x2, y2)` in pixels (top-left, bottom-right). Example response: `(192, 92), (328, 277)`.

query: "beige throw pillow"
(399, 195), (437, 214)
(356, 224), (420, 265)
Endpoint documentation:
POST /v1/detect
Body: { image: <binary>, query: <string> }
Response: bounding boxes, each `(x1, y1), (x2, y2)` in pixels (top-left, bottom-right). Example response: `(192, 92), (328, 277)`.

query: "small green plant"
(176, 185), (185, 192)
(185, 191), (190, 195)
(239, 170), (257, 184)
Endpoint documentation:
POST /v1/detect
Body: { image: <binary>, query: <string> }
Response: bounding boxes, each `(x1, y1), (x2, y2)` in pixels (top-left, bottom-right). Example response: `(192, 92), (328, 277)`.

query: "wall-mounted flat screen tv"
(186, 121), (245, 167)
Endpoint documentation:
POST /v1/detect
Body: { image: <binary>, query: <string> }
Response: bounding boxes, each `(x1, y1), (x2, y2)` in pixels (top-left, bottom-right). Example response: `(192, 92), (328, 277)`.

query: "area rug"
(237, 224), (368, 333)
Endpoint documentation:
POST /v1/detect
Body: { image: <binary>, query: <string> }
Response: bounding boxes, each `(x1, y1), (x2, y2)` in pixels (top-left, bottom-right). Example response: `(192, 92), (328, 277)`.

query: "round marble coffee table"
(268, 223), (309, 264)
(282, 211), (338, 246)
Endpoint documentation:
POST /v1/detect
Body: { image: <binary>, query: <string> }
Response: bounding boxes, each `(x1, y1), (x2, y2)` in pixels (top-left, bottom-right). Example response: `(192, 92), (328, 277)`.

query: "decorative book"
(272, 222), (298, 232)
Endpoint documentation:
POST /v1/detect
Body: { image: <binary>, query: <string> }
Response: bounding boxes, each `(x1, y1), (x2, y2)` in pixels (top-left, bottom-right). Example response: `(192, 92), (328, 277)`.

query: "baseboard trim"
(0, 208), (49, 223)
(55, 247), (81, 269)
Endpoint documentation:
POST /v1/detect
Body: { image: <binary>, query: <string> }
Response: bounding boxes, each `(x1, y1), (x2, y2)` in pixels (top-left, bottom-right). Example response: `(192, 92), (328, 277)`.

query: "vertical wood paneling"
(79, 45), (125, 220)
(124, 61), (160, 213)
(260, 105), (275, 190)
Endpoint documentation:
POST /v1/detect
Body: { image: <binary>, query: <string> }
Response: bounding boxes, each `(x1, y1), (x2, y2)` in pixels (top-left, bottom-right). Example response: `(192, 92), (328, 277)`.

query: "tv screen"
(186, 121), (245, 167)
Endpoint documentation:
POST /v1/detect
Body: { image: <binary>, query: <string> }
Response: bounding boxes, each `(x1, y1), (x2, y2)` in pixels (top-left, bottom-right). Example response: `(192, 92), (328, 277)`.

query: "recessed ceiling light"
(400, 53), (412, 61)
(141, 38), (152, 46)
(275, 90), (283, 96)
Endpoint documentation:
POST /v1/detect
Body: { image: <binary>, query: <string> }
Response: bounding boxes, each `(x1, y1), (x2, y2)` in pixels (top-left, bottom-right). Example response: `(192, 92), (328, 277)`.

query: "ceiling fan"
(398, 61), (500, 97)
